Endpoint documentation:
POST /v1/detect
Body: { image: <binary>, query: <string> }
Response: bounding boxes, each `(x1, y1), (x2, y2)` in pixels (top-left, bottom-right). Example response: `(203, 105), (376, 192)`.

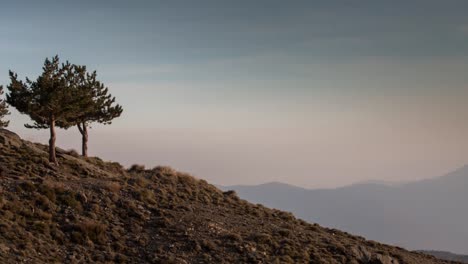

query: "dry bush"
(152, 166), (176, 175)
(104, 162), (125, 174)
(223, 232), (242, 242)
(71, 220), (107, 244)
(37, 183), (57, 203)
(249, 232), (273, 244)
(128, 164), (145, 173)
(57, 190), (82, 212)
(134, 176), (150, 187)
(136, 189), (156, 204)
(66, 149), (80, 157)
(19, 181), (35, 192)
(200, 239), (217, 251)
(102, 181), (121, 193)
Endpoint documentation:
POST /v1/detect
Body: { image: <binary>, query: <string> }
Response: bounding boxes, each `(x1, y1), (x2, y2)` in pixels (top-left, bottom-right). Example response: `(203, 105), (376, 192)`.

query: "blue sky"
(2, 1), (468, 187)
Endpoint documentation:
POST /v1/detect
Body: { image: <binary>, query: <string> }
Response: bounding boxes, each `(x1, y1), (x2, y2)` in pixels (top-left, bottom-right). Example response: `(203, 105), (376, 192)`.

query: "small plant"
(136, 189), (156, 204)
(57, 190), (82, 211)
(66, 149), (80, 157)
(249, 232), (272, 244)
(128, 164), (145, 173)
(37, 183), (57, 202)
(0, 85), (10, 128)
(102, 181), (121, 193)
(152, 166), (176, 175)
(70, 220), (107, 244)
(19, 181), (35, 192)
(223, 232), (242, 242)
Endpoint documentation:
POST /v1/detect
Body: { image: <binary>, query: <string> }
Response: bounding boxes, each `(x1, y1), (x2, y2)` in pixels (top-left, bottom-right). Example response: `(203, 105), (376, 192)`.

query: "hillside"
(0, 129), (456, 264)
(224, 168), (468, 254)
(419, 251), (468, 263)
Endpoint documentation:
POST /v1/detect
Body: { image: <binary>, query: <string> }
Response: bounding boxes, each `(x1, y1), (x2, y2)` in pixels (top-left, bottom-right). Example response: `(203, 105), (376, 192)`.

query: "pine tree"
(67, 65), (123, 157)
(0, 86), (10, 128)
(6, 56), (78, 164)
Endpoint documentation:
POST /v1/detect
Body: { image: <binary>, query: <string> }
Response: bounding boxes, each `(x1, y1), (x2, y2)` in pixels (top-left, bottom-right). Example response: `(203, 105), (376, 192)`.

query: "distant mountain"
(419, 251), (468, 263)
(223, 166), (468, 254)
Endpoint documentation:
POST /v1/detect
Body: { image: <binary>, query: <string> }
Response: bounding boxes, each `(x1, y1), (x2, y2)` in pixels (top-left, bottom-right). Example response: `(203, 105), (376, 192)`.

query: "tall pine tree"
(0, 86), (10, 128)
(67, 65), (123, 157)
(6, 56), (78, 164)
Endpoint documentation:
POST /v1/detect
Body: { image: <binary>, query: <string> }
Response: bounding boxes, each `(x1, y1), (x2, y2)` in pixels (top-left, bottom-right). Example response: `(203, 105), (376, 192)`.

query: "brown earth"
(0, 129), (459, 264)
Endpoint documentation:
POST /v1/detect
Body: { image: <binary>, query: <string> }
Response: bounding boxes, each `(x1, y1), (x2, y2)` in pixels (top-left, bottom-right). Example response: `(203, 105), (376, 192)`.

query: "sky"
(1, 0), (468, 188)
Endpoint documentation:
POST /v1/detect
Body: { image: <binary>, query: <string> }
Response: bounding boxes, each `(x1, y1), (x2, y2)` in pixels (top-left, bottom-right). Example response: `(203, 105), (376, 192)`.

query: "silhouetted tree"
(6, 56), (78, 164)
(67, 65), (123, 157)
(0, 86), (10, 128)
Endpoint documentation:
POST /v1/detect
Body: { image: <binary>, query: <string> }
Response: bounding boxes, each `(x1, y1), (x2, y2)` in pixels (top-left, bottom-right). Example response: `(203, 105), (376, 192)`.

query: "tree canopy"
(6, 56), (79, 163)
(7, 56), (80, 129)
(64, 65), (123, 157)
(0, 85), (10, 128)
(5, 55), (123, 161)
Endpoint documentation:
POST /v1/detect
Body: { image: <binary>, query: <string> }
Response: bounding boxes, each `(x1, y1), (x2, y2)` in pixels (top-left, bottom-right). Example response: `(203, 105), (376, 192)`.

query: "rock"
(351, 246), (400, 264)
(0, 129), (22, 147)
(0, 243), (10, 253)
(372, 254), (400, 264)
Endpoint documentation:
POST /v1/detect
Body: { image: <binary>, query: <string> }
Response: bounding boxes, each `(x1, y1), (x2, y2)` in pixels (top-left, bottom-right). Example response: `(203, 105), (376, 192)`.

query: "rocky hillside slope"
(0, 129), (458, 263)
(419, 251), (468, 263)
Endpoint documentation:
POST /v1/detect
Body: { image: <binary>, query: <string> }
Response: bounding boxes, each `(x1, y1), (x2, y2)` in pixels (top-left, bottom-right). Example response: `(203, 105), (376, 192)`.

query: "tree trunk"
(49, 117), (57, 164)
(78, 122), (88, 157)
(82, 122), (88, 157)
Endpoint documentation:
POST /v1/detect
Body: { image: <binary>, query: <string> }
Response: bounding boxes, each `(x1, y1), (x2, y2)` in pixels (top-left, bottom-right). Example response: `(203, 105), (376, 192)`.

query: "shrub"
(223, 190), (240, 202)
(223, 233), (242, 242)
(72, 220), (107, 244)
(37, 184), (56, 202)
(35, 209), (53, 220)
(137, 189), (156, 204)
(152, 166), (176, 175)
(102, 181), (121, 193)
(105, 162), (125, 174)
(34, 194), (53, 210)
(277, 228), (292, 237)
(277, 211), (295, 221)
(200, 239), (217, 251)
(134, 176), (150, 187)
(66, 149), (80, 157)
(19, 181), (35, 192)
(32, 221), (50, 234)
(128, 164), (145, 173)
(249, 232), (272, 244)
(57, 190), (82, 211)
(223, 190), (236, 196)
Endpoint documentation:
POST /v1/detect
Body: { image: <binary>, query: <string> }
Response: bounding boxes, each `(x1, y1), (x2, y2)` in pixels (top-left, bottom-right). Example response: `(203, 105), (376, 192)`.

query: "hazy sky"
(2, 1), (468, 188)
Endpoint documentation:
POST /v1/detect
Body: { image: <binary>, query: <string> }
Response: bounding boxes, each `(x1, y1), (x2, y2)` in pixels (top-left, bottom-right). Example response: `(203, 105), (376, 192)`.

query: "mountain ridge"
(225, 164), (468, 192)
(224, 166), (468, 255)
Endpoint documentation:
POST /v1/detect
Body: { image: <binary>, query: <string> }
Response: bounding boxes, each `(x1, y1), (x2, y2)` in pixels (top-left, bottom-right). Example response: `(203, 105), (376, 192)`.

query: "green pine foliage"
(0, 85), (10, 128)
(65, 65), (123, 157)
(6, 56), (79, 163)
(5, 55), (123, 161)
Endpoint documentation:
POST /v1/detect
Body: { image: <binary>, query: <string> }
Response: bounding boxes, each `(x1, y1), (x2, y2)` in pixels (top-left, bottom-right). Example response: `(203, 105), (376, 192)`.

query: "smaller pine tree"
(0, 85), (10, 128)
(64, 65), (123, 157)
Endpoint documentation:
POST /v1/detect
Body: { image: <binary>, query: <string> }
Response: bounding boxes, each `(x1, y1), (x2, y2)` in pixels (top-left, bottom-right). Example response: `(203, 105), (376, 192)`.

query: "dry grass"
(101, 181), (122, 193)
